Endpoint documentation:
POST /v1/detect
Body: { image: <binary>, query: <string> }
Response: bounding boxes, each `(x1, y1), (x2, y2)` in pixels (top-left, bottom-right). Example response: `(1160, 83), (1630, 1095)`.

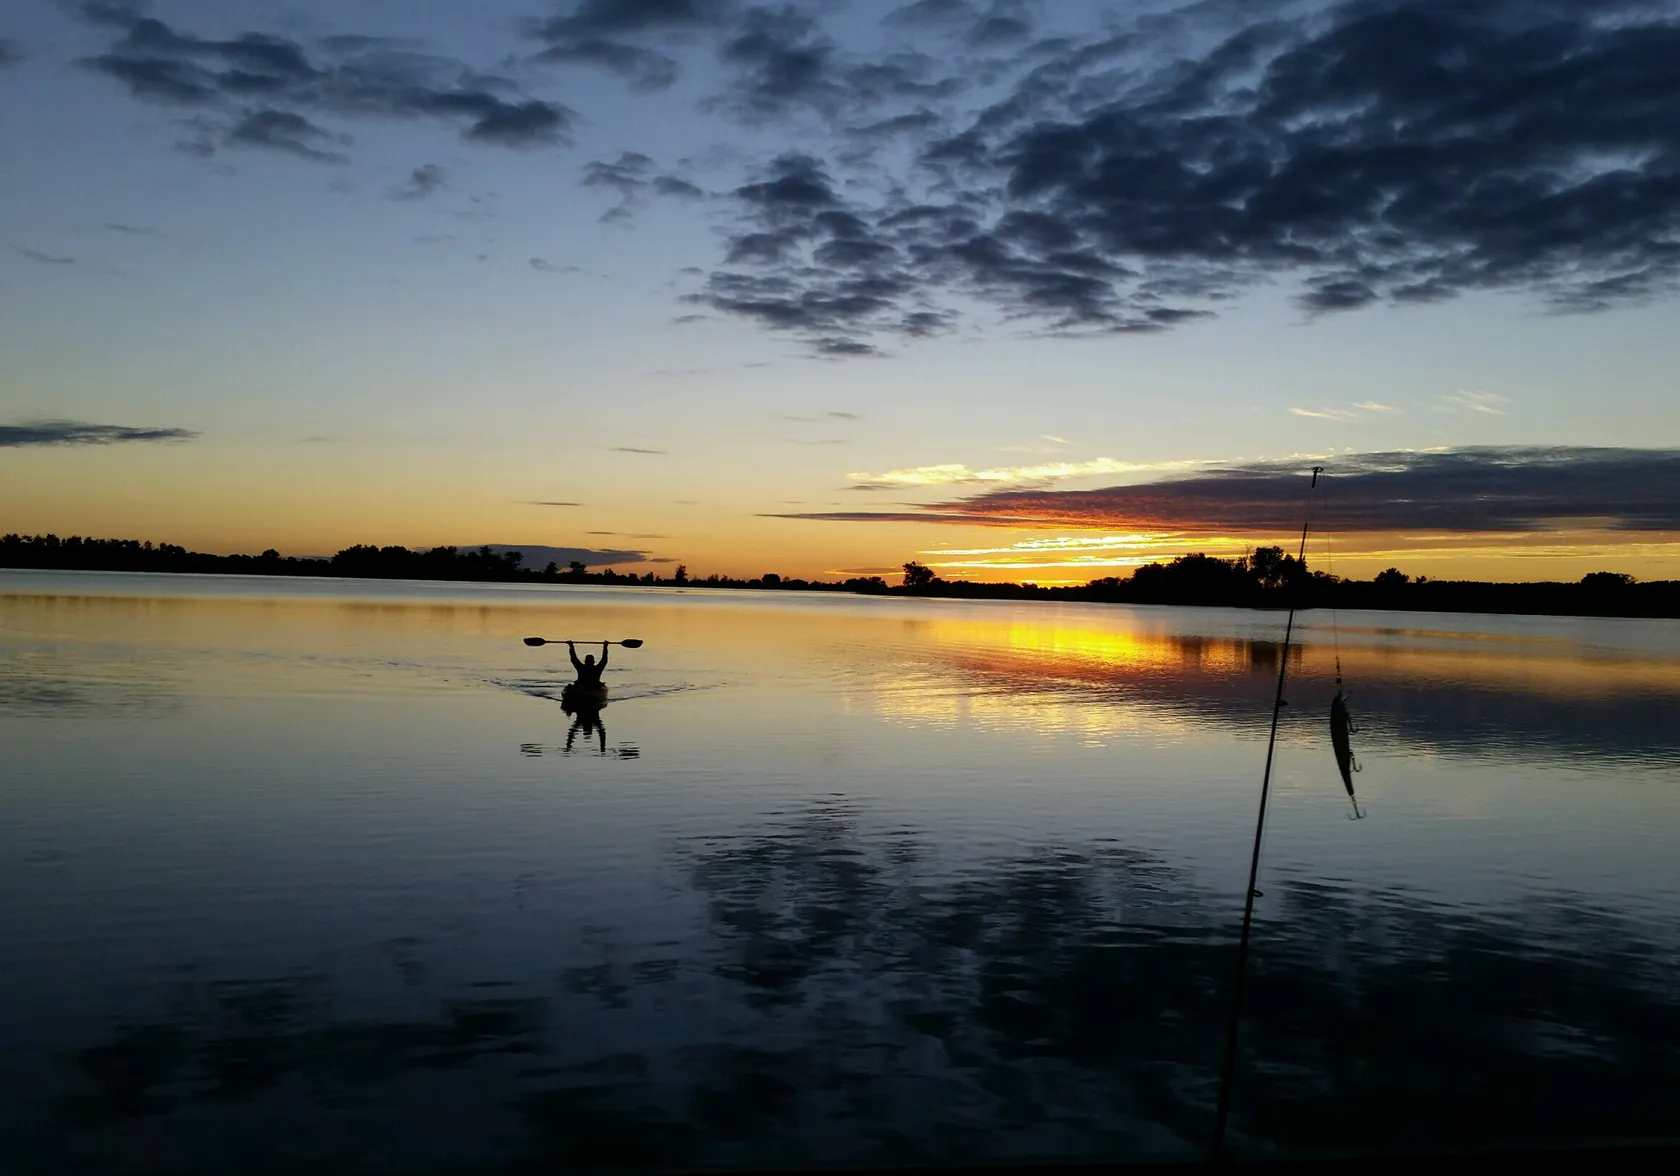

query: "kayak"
(561, 681), (608, 712)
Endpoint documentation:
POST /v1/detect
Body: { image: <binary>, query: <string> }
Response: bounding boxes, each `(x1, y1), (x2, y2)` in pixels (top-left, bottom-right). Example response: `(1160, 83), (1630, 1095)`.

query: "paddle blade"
(620, 639), (645, 648)
(522, 637), (546, 646)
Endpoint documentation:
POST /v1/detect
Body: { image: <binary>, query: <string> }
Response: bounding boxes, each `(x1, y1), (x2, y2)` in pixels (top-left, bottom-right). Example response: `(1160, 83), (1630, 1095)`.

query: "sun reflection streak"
(836, 611), (1680, 742)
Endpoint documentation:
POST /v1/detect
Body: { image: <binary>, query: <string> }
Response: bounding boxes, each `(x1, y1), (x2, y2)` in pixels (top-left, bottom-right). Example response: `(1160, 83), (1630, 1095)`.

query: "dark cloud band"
(480, 543), (653, 567)
(1, 420), (198, 447)
(770, 448), (1680, 534)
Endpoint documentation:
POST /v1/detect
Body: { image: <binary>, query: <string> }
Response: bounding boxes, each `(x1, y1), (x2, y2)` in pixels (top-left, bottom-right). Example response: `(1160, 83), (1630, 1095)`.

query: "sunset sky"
(3, 0), (1679, 583)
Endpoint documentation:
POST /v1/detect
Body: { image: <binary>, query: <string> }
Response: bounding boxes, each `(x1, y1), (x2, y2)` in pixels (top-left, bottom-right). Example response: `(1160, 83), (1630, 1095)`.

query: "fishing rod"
(522, 637), (645, 648)
(1210, 464), (1323, 1163)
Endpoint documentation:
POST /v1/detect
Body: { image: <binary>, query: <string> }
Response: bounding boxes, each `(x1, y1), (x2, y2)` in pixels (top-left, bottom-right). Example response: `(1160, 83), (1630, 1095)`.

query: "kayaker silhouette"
(561, 641), (609, 753)
(567, 640), (608, 687)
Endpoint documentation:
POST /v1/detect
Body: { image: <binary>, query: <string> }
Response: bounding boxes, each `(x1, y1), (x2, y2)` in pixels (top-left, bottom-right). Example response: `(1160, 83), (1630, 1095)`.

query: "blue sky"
(3, 0), (1679, 580)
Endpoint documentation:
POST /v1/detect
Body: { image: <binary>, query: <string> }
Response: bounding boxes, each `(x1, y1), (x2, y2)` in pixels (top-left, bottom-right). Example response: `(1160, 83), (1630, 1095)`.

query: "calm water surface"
(2, 570), (1678, 1172)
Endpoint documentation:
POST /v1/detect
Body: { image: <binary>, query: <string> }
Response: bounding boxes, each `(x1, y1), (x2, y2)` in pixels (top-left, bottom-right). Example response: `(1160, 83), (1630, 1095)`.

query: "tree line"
(3, 533), (1675, 618)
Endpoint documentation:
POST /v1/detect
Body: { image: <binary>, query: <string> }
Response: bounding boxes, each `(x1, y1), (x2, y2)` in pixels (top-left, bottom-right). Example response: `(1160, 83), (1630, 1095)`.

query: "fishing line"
(1211, 464), (1323, 1161)
(1243, 469), (1323, 926)
(1320, 474), (1365, 823)
(1325, 480), (1343, 685)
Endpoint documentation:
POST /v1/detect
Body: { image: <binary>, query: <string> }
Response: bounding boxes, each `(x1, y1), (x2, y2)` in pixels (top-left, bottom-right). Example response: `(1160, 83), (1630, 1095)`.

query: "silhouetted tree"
(1130, 553), (1257, 603)
(1249, 545), (1280, 584)
(902, 561), (936, 589)
(7, 533), (1676, 618)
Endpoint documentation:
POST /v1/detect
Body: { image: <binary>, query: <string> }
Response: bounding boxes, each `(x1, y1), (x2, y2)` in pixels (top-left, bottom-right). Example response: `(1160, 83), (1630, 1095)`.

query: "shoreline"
(4, 563), (1676, 622)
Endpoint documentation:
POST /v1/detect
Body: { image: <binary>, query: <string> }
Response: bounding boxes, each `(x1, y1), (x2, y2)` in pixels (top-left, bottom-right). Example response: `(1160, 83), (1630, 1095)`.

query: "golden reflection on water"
(812, 607), (1680, 756)
(5, 577), (1679, 760)
(875, 612), (1680, 699)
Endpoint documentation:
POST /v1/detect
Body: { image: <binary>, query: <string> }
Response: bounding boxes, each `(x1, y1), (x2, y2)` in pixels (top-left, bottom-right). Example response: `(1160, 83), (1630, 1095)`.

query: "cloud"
(530, 0), (975, 129)
(479, 543), (652, 567)
(690, 0), (1680, 354)
(816, 336), (880, 357)
(388, 163), (447, 200)
(0, 420), (198, 447)
(691, 151), (1207, 353)
(653, 175), (704, 198)
(581, 150), (703, 221)
(76, 8), (573, 157)
(998, 434), (1076, 454)
(529, 257), (581, 273)
(583, 149), (652, 196)
(761, 509), (1033, 526)
(104, 222), (162, 235)
(881, 0), (1037, 48)
(70, 2), (151, 29)
(1293, 400), (1405, 420)
(713, 5), (840, 121)
(227, 108), (346, 162)
(524, 0), (733, 91)
(12, 246), (76, 265)
(846, 455), (1220, 490)
(523, 500), (583, 506)
(779, 447), (1680, 535)
(1438, 390), (1512, 416)
(716, 10), (974, 125)
(611, 446), (666, 454)
(1289, 407), (1359, 421)
(687, 152), (944, 354)
(0, 39), (25, 69)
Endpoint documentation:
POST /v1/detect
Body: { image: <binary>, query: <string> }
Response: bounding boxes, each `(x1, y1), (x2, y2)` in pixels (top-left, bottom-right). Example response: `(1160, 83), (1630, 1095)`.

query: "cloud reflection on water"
(48, 804), (1680, 1170)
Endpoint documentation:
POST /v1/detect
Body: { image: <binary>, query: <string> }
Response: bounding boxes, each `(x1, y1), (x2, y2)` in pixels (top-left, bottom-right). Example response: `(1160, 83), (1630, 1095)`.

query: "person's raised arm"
(599, 642), (609, 671)
(567, 641), (584, 673)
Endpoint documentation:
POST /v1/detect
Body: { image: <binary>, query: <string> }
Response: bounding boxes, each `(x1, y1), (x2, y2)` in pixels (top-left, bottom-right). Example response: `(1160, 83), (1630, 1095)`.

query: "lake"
(2, 570), (1677, 1172)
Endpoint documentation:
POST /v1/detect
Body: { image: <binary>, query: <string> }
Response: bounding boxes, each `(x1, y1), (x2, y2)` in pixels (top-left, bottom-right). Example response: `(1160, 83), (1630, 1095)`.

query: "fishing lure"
(1330, 672), (1365, 819)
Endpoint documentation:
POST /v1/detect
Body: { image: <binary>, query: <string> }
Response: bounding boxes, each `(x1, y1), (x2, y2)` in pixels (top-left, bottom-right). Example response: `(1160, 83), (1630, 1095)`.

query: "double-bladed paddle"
(522, 637), (644, 648)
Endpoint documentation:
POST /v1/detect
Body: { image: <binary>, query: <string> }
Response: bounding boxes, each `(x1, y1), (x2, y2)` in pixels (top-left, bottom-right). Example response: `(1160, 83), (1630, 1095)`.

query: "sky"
(3, 0), (1679, 583)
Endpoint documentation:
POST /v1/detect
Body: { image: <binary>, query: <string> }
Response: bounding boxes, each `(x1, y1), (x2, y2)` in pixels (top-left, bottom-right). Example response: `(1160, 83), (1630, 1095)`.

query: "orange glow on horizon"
(4, 442), (1677, 586)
